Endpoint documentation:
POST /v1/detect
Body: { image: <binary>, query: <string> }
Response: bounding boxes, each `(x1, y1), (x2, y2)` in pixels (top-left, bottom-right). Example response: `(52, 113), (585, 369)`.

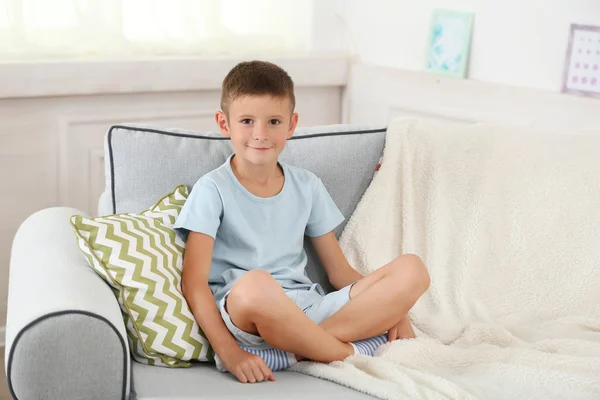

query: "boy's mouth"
(249, 146), (271, 151)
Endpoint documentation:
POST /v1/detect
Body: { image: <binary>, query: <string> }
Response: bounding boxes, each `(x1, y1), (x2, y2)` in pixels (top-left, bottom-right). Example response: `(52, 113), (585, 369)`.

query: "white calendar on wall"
(562, 24), (600, 98)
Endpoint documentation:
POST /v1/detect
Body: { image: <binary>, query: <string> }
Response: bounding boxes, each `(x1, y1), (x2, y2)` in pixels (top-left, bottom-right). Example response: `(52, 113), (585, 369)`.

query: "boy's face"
(216, 94), (298, 168)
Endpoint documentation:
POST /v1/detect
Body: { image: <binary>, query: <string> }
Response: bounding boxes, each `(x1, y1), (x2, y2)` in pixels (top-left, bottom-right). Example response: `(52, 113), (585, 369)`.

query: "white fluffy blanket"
(291, 117), (600, 400)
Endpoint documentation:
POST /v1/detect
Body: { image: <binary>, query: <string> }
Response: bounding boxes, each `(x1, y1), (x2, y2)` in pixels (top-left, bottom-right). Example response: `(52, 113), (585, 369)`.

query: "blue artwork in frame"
(425, 9), (474, 78)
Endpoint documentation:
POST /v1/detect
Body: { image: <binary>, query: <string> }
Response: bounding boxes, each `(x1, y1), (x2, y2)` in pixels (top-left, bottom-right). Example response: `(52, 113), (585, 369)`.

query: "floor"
(0, 349), (12, 400)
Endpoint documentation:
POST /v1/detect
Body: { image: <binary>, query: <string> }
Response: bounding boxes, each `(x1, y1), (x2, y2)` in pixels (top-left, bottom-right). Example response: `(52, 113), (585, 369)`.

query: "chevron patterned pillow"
(70, 184), (213, 367)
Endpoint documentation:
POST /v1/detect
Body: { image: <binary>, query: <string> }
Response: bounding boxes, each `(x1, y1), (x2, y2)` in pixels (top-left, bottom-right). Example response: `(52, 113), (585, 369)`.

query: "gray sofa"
(6, 123), (387, 400)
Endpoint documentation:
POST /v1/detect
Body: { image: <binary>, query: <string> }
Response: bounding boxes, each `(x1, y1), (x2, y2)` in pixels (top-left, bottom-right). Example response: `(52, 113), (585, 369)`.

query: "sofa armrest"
(6, 207), (131, 400)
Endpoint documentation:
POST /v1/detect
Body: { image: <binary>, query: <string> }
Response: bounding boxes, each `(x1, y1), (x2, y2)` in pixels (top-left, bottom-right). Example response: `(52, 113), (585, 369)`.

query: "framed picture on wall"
(425, 9), (474, 78)
(562, 24), (600, 98)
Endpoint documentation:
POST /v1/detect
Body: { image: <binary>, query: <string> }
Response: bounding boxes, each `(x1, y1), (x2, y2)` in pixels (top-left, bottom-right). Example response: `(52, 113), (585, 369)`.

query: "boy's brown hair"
(220, 60), (295, 118)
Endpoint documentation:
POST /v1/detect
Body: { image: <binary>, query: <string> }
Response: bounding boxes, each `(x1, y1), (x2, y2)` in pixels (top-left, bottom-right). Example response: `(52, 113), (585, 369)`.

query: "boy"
(174, 61), (430, 384)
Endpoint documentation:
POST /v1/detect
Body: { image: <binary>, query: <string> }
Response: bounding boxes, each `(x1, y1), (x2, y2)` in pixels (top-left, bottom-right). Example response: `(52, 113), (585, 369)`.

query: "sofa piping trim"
(107, 124), (387, 214)
(7, 310), (128, 400)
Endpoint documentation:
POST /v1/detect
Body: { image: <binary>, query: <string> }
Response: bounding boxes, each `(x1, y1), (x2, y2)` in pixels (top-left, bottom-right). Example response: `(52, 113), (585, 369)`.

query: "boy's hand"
(387, 316), (416, 342)
(221, 348), (275, 383)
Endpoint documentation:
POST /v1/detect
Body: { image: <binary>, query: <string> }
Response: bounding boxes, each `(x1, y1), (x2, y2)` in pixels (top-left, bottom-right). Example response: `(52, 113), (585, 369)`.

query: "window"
(0, 0), (312, 60)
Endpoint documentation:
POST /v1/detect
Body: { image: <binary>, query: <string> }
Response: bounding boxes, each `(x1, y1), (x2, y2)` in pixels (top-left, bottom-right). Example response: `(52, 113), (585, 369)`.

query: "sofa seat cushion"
(132, 362), (376, 399)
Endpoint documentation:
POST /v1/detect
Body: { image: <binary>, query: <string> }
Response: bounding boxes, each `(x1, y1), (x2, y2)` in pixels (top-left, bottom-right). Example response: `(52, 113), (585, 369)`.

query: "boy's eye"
(269, 119), (281, 125)
(241, 119), (253, 124)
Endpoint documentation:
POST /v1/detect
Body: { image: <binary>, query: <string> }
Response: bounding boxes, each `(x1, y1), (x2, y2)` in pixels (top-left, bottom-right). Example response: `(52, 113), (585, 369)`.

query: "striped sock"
(214, 346), (297, 373)
(351, 334), (388, 356)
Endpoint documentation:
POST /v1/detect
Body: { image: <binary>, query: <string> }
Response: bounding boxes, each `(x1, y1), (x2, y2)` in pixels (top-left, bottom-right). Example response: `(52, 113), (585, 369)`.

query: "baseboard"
(0, 326), (5, 348)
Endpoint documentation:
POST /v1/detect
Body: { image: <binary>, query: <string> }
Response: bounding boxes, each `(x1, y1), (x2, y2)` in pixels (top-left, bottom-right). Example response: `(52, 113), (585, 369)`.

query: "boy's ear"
(215, 110), (230, 137)
(287, 112), (299, 139)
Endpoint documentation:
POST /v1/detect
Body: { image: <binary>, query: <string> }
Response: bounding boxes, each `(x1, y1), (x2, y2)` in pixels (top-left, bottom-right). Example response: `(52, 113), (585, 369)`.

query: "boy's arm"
(181, 232), (238, 355)
(182, 232), (274, 382)
(310, 231), (364, 290)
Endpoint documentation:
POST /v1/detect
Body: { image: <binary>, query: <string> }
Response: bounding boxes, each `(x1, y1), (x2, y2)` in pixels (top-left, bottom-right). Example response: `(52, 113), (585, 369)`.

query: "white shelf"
(0, 54), (349, 99)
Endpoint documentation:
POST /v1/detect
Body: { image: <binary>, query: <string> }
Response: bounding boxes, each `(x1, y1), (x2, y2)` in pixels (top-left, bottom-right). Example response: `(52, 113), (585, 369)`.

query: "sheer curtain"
(0, 0), (312, 60)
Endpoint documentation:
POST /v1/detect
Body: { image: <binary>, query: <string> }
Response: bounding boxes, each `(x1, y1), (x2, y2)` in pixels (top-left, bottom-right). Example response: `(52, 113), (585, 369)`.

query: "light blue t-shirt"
(174, 154), (345, 304)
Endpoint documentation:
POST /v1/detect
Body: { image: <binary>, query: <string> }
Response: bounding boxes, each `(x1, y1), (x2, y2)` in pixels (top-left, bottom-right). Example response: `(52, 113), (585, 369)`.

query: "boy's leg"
(225, 270), (354, 363)
(319, 254), (430, 343)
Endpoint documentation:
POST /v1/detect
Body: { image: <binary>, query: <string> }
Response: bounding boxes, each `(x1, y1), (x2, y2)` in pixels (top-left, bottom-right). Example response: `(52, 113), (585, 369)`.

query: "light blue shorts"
(218, 282), (354, 349)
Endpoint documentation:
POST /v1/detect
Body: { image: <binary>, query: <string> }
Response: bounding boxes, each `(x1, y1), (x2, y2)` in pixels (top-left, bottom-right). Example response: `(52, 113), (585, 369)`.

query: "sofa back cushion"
(99, 124), (386, 292)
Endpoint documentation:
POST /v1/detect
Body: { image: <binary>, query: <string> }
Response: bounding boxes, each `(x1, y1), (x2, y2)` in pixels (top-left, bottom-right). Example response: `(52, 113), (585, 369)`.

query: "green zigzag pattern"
(71, 185), (213, 367)
(75, 233), (155, 365)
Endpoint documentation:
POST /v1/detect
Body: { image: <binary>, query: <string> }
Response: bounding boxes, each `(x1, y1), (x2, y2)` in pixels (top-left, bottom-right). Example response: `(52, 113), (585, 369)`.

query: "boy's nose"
(253, 126), (268, 140)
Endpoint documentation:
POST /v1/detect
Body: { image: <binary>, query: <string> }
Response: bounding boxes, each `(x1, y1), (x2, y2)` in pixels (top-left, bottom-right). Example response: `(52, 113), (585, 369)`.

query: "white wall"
(344, 62), (600, 131)
(336, 0), (600, 92)
(306, 1), (599, 135)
